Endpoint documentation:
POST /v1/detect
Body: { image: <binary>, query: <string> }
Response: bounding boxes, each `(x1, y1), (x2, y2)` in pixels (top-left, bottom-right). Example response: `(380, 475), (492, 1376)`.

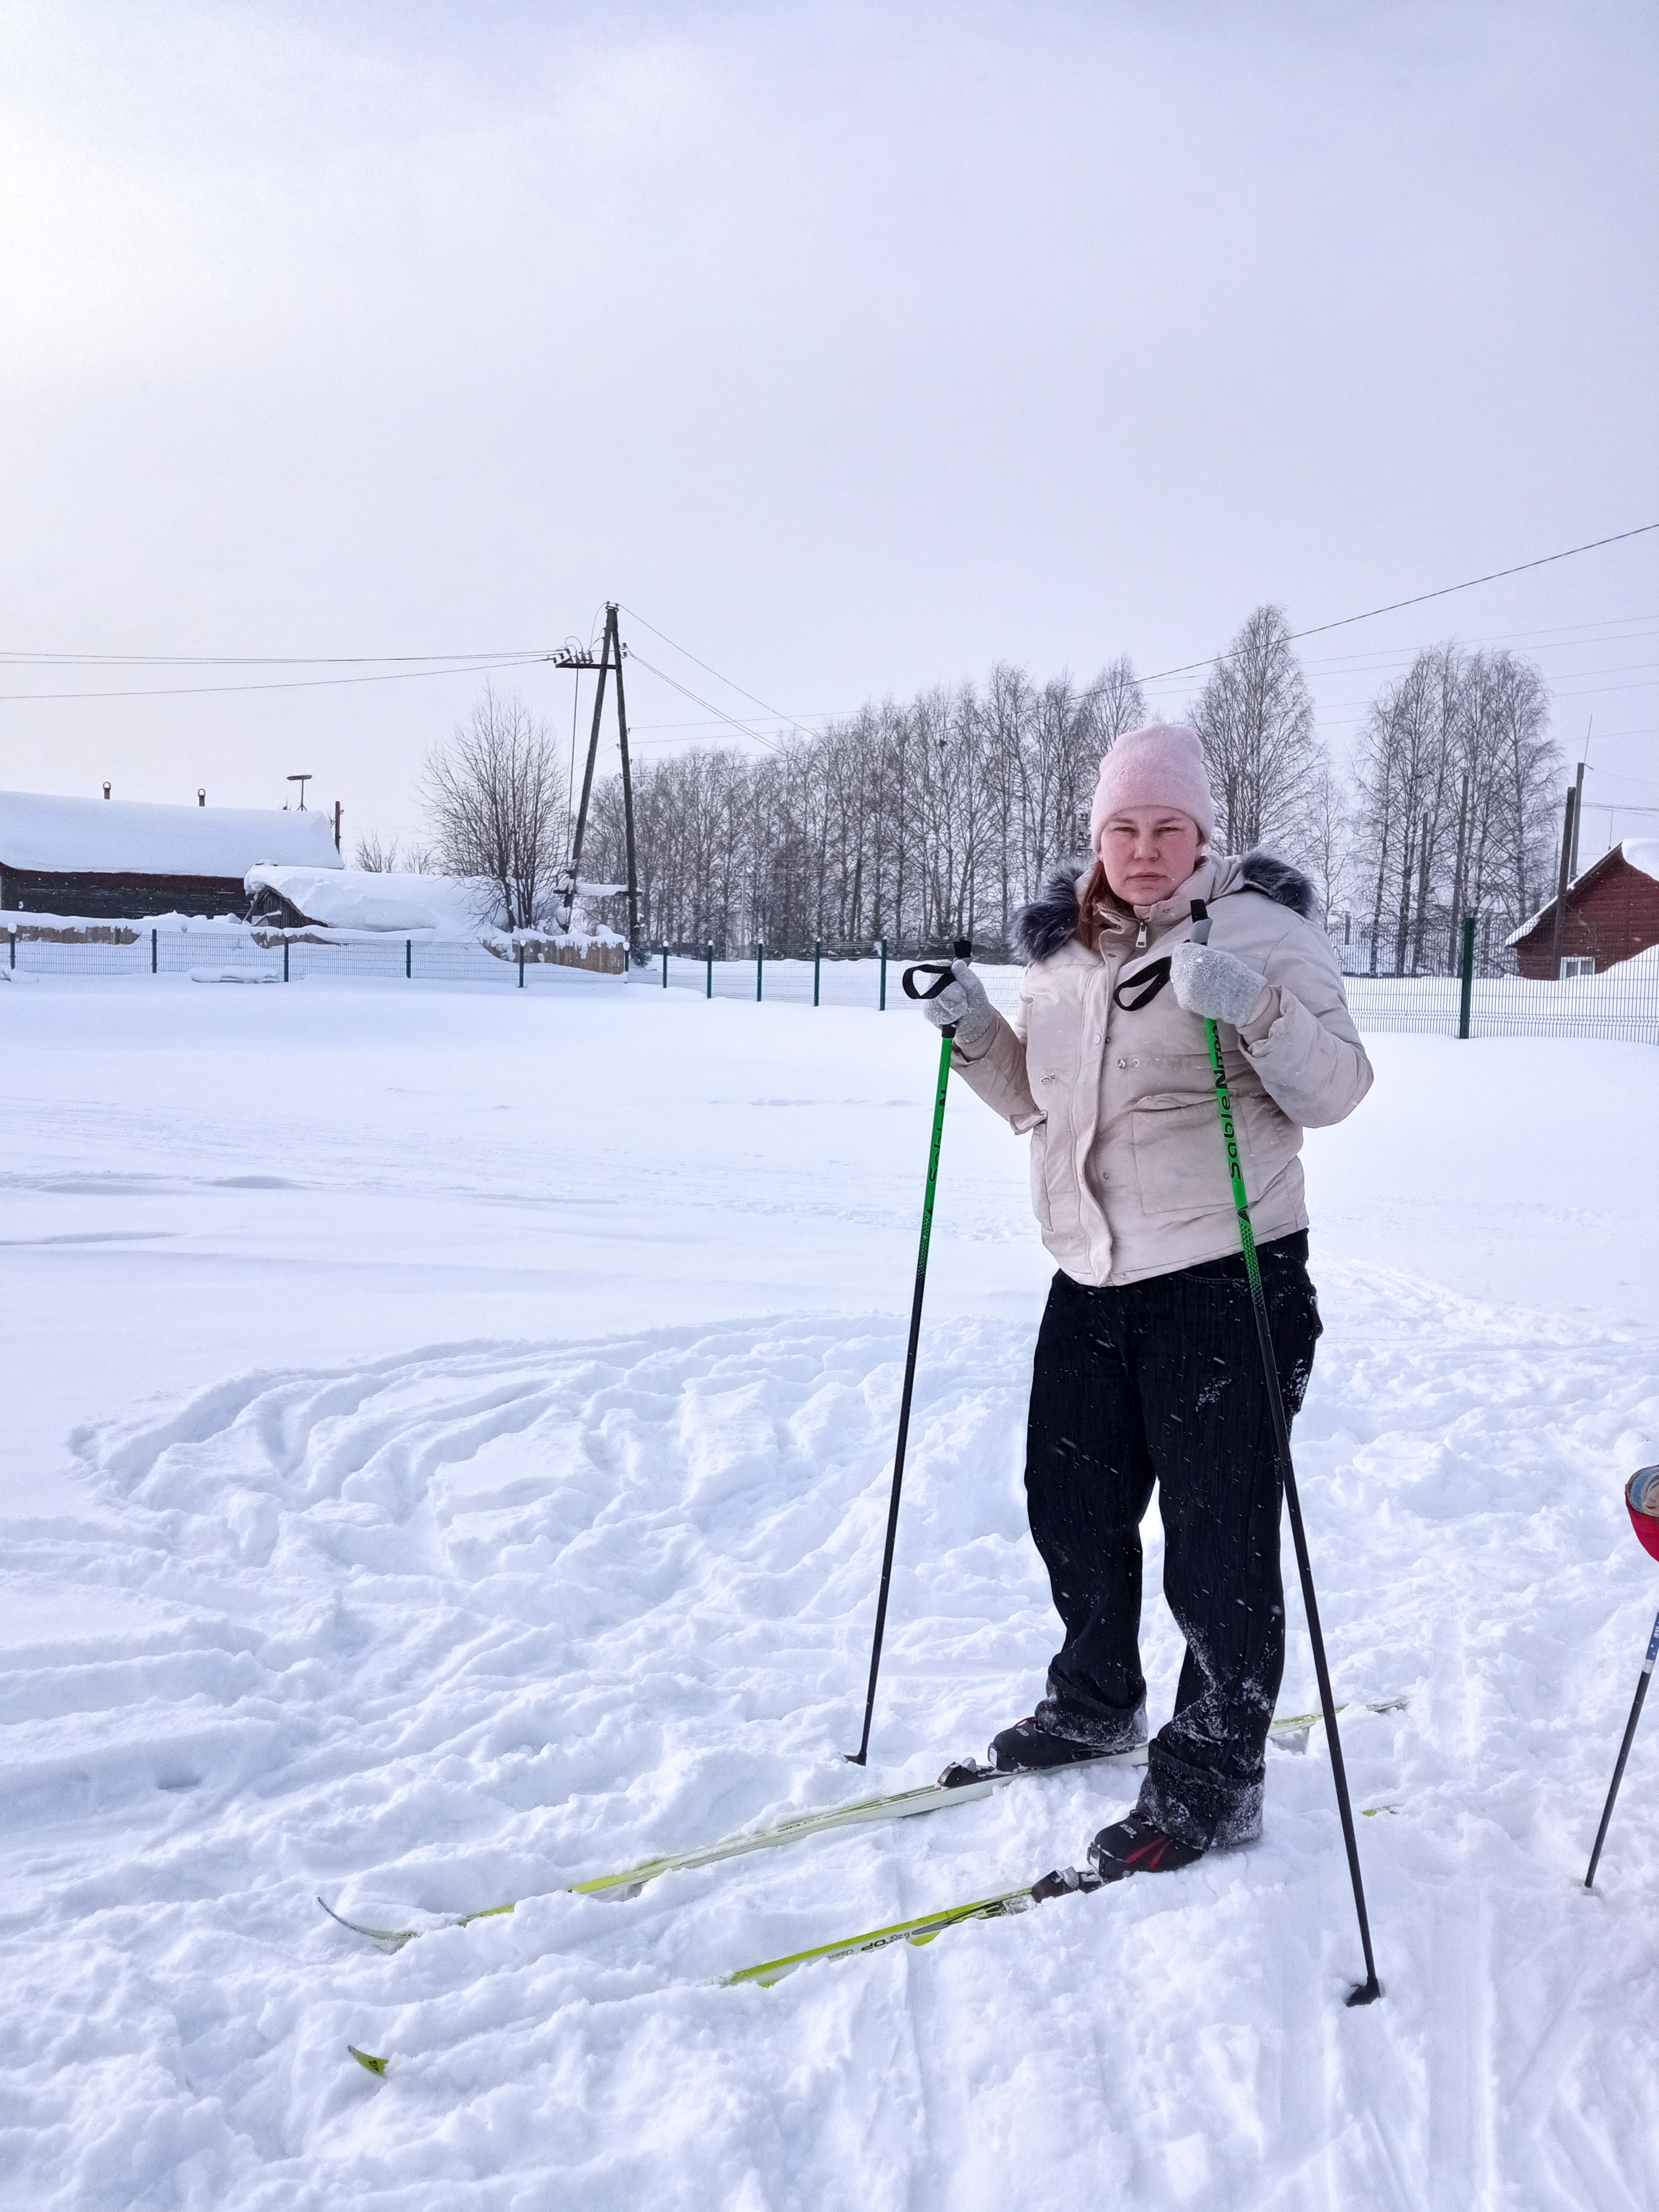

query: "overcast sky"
(2, 0), (1655, 862)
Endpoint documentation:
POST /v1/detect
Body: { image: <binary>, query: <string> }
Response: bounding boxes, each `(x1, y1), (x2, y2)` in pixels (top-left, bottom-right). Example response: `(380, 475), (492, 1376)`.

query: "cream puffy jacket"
(953, 852), (1372, 1286)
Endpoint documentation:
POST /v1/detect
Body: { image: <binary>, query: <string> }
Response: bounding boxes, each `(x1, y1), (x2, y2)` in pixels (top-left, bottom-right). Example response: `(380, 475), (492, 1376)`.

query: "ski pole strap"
(1112, 957), (1172, 1011)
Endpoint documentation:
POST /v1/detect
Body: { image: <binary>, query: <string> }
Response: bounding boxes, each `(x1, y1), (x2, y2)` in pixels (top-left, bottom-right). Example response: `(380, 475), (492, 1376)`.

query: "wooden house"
(0, 790), (340, 920)
(1507, 840), (1659, 979)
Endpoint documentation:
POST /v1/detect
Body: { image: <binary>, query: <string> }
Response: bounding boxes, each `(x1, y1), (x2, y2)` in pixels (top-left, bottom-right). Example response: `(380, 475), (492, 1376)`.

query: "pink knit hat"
(1087, 723), (1216, 853)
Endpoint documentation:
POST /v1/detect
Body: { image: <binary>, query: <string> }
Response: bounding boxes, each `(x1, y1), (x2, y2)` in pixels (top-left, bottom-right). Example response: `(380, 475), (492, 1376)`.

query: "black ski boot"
(938, 1703), (1145, 1789)
(939, 1715), (1102, 1788)
(1087, 1810), (1205, 1882)
(988, 1715), (1105, 1773)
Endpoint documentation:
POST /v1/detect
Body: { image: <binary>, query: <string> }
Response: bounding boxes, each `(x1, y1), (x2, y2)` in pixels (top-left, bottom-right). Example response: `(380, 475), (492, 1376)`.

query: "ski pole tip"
(1345, 1976), (1383, 2008)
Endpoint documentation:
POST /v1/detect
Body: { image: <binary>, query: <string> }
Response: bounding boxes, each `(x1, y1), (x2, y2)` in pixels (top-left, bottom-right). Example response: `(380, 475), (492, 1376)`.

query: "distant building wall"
(0, 867), (249, 919)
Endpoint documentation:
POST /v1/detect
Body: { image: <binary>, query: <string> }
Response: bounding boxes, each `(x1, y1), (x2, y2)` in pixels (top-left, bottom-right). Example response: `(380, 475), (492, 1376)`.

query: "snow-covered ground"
(1, 969), (1655, 2210)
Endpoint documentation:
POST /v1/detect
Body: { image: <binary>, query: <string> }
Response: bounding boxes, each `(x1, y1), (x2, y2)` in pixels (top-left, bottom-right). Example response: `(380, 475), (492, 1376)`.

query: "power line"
(619, 536), (1659, 751)
(622, 644), (1659, 736)
(1136, 523), (1659, 684)
(0, 655), (555, 703)
(0, 646), (571, 668)
(619, 605), (820, 744)
(624, 653), (789, 756)
(2, 522), (1652, 709)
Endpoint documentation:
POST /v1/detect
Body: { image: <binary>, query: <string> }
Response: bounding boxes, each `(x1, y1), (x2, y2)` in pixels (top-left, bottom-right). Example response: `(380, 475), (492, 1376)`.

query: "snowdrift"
(243, 864), (627, 964)
(245, 865), (496, 937)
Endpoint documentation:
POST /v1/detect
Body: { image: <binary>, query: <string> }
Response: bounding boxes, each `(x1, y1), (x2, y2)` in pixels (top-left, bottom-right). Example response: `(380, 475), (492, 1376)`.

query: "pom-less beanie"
(1087, 723), (1216, 854)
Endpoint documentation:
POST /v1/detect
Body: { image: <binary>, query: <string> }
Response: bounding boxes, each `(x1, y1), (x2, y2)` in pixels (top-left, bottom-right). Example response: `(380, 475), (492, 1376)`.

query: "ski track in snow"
(2, 1272), (1657, 2209)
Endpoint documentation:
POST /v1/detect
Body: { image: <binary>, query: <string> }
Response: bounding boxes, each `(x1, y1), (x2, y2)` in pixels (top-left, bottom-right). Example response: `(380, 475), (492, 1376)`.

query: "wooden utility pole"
(1569, 759), (1586, 883)
(613, 619), (639, 948)
(1548, 785), (1576, 977)
(552, 602), (639, 950)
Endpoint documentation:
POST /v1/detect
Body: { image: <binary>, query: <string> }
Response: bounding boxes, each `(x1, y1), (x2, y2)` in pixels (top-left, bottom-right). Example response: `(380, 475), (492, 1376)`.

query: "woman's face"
(1099, 808), (1203, 907)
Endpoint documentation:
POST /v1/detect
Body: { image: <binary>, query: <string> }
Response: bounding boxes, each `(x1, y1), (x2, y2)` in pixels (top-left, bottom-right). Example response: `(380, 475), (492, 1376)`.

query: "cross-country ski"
(318, 1703), (1402, 1948)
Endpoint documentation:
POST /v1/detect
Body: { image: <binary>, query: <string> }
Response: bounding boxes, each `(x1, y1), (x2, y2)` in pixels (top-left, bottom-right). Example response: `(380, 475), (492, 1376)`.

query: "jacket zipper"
(1134, 919), (1148, 949)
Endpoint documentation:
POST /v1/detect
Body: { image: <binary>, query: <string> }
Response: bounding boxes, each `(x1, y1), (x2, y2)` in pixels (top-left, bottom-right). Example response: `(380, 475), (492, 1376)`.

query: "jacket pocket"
(1237, 1086), (1298, 1194)
(1130, 1091), (1232, 1218)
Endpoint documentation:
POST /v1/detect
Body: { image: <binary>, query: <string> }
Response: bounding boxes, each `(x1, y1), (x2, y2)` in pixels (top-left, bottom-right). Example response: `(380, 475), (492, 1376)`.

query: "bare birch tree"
(1350, 645), (1559, 974)
(1189, 606), (1325, 854)
(423, 685), (565, 929)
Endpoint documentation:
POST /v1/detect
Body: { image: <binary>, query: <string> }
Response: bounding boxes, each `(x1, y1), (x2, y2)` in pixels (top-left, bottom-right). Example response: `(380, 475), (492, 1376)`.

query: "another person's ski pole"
(847, 939), (971, 1766)
(1189, 898), (1382, 2006)
(1584, 1464), (1659, 1889)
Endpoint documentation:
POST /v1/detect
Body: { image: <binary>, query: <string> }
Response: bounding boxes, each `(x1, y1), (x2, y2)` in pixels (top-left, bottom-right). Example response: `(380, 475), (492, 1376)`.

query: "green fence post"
(756, 941), (764, 1002)
(814, 941), (822, 1007)
(517, 946), (525, 988)
(9, 928), (16, 970)
(405, 939), (412, 979)
(151, 927), (157, 975)
(283, 940), (289, 983)
(1458, 913), (1477, 1039)
(706, 944), (714, 1000)
(878, 938), (887, 1011)
(661, 945), (668, 988)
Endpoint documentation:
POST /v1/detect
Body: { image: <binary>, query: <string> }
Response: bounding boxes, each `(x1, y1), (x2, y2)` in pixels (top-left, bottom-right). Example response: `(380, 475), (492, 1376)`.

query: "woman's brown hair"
(1074, 859), (1133, 952)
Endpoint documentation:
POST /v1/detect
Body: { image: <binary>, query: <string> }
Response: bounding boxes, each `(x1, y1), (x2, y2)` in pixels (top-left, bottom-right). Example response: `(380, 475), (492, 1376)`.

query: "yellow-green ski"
(724, 1884), (1040, 1987)
(330, 1694), (1408, 2066)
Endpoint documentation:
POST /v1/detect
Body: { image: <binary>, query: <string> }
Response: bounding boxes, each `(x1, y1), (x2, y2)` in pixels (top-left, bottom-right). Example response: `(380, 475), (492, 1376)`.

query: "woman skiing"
(919, 722), (1372, 1878)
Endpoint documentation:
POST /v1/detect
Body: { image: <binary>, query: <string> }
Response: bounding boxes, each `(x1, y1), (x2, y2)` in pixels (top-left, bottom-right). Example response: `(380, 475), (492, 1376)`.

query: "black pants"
(1025, 1236), (1321, 1849)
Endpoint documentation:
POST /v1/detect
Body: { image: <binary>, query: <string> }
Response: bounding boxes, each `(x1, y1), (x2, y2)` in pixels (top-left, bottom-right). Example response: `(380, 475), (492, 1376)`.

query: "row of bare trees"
(585, 661), (1150, 953)
(1348, 646), (1558, 975)
(396, 614), (1563, 971)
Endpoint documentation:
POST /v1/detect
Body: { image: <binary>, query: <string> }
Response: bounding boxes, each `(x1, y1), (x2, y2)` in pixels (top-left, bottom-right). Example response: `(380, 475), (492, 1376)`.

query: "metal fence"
(4, 926), (604, 989)
(1339, 967), (1657, 1043)
(653, 941), (901, 1009)
(7, 924), (1656, 1043)
(646, 938), (1658, 1043)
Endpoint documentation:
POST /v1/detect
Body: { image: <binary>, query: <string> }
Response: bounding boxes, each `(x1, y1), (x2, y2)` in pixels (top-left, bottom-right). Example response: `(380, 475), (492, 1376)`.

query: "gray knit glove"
(1171, 940), (1270, 1027)
(920, 959), (997, 1052)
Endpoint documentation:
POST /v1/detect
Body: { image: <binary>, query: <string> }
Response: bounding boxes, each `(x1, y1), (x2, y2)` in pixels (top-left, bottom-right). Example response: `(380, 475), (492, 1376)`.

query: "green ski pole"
(847, 939), (970, 1765)
(1188, 898), (1381, 2006)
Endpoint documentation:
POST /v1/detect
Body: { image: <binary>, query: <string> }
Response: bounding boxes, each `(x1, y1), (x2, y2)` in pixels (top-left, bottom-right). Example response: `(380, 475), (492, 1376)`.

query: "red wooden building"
(1508, 840), (1659, 979)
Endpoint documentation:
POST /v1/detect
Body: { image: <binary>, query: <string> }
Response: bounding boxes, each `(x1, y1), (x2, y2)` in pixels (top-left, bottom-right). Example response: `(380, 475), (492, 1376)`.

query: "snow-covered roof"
(246, 864), (493, 937)
(1624, 838), (1659, 885)
(0, 791), (342, 877)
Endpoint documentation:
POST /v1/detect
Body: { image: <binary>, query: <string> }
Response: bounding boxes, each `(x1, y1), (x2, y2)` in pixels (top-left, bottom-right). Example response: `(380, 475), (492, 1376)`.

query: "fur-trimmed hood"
(1012, 849), (1318, 966)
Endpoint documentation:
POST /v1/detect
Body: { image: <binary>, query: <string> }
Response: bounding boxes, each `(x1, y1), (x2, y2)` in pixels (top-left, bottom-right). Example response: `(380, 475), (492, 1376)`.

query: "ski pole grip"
(900, 940), (974, 1002)
(901, 964), (955, 1002)
(1189, 899), (1211, 945)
